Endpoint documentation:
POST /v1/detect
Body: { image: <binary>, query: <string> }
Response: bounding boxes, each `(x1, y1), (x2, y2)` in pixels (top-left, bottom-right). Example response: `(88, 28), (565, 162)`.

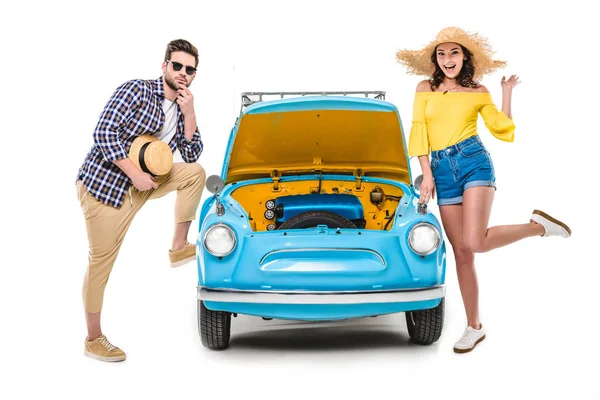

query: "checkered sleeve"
(178, 126), (204, 163)
(93, 80), (143, 162)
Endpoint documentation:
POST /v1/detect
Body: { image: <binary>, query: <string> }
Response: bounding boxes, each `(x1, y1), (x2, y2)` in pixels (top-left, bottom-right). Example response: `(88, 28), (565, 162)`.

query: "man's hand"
(113, 157), (159, 191)
(131, 170), (158, 191)
(176, 84), (195, 118)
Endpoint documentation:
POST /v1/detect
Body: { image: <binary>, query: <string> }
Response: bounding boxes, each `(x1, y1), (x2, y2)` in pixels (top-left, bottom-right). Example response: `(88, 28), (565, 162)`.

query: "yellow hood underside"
(226, 109), (409, 183)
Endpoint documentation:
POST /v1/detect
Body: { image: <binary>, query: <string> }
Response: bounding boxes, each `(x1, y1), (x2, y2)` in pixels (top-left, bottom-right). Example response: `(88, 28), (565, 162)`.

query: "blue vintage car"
(196, 91), (446, 350)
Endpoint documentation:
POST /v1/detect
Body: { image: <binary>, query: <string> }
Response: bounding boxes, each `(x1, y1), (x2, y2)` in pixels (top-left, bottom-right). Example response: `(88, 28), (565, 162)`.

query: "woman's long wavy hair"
(429, 44), (479, 91)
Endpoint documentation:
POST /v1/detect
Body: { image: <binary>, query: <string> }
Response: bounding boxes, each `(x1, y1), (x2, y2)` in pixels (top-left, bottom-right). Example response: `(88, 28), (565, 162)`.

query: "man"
(76, 39), (206, 362)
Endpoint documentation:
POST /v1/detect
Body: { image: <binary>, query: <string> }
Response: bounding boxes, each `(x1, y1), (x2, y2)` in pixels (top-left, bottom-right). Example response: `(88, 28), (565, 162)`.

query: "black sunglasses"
(166, 60), (197, 75)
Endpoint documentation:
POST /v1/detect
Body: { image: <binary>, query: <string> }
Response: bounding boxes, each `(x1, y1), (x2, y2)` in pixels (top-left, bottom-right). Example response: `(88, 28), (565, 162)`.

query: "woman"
(396, 27), (571, 354)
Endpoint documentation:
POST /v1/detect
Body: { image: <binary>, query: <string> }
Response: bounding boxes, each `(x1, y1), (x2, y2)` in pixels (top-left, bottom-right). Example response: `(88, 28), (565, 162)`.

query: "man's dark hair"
(165, 39), (199, 67)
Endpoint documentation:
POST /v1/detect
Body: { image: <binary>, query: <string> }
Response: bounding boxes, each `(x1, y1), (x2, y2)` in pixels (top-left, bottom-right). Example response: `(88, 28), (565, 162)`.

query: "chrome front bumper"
(197, 285), (445, 305)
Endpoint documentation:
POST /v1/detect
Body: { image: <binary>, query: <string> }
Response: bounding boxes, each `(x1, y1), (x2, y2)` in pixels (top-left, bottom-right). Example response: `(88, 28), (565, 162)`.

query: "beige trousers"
(76, 162), (206, 313)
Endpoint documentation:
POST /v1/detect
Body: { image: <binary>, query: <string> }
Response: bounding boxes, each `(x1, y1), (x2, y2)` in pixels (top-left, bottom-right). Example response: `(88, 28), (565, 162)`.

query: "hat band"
(138, 142), (156, 177)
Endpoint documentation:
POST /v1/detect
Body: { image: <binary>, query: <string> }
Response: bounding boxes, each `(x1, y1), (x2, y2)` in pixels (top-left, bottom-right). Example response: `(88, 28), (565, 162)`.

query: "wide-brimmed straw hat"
(128, 134), (173, 176)
(395, 27), (507, 80)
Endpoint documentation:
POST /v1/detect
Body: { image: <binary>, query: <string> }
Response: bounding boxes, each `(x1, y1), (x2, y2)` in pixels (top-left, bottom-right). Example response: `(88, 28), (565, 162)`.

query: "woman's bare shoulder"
(472, 84), (490, 93)
(416, 80), (433, 92)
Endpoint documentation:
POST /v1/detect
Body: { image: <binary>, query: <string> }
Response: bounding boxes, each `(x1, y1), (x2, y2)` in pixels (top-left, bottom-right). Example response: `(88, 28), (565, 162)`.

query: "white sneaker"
(453, 325), (486, 354)
(531, 210), (571, 238)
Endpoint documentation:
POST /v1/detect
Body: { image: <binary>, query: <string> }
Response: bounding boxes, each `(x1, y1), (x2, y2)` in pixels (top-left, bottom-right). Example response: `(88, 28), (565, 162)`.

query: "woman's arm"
(418, 155), (435, 204)
(410, 80), (435, 204)
(500, 74), (520, 118)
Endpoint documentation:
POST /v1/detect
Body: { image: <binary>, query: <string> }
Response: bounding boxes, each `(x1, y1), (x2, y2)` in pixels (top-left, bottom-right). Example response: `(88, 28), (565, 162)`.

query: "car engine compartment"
(230, 179), (405, 232)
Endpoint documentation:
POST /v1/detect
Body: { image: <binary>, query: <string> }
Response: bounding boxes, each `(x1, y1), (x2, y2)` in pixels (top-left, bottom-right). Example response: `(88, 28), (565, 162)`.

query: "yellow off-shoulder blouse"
(408, 92), (515, 157)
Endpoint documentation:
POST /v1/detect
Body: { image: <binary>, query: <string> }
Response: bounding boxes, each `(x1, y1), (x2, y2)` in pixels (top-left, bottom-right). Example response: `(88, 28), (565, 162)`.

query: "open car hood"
(222, 96), (411, 184)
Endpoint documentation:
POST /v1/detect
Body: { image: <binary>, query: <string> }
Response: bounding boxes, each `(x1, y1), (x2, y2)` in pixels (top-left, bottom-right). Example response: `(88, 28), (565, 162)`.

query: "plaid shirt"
(77, 77), (204, 208)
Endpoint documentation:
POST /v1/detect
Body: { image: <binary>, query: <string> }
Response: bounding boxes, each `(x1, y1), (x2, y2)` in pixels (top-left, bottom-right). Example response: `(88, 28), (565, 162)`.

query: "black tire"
(198, 300), (231, 350)
(405, 297), (444, 345)
(277, 210), (356, 230)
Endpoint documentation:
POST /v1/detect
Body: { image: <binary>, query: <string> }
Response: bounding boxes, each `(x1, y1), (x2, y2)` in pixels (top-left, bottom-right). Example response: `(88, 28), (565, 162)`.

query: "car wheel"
(405, 297), (444, 345)
(198, 300), (231, 350)
(277, 210), (356, 229)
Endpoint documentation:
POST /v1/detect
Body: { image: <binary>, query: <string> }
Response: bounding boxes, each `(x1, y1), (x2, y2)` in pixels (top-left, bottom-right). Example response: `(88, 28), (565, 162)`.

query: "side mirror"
(206, 175), (224, 195)
(413, 174), (423, 192)
(206, 175), (225, 216)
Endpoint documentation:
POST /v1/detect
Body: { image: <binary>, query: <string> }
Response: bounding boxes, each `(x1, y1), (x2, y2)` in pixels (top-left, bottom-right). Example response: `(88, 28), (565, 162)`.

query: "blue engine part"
(273, 194), (364, 226)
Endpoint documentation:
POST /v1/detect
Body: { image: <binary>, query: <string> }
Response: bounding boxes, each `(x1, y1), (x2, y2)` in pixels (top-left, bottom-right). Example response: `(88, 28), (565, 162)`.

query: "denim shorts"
(430, 135), (496, 206)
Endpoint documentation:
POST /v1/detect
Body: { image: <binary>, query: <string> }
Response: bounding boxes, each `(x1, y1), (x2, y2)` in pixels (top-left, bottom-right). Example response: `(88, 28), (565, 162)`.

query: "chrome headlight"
(203, 223), (236, 257)
(408, 222), (440, 256)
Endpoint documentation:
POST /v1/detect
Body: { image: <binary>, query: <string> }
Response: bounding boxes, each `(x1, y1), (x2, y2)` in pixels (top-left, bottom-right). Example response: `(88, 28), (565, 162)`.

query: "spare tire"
(277, 210), (356, 230)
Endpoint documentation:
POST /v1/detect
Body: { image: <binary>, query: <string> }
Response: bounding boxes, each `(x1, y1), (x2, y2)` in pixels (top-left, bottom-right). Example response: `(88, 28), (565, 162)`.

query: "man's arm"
(94, 80), (142, 163)
(94, 80), (157, 191)
(176, 84), (203, 162)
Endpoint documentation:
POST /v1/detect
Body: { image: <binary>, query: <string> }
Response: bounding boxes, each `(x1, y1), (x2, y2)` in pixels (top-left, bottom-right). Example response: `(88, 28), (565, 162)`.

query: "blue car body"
(196, 93), (446, 327)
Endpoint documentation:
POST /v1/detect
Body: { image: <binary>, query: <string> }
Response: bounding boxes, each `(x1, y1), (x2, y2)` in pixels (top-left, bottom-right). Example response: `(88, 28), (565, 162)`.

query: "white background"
(1, 0), (598, 399)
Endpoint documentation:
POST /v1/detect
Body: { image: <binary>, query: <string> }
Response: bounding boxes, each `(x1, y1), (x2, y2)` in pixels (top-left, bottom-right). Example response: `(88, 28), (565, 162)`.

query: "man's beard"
(165, 73), (186, 91)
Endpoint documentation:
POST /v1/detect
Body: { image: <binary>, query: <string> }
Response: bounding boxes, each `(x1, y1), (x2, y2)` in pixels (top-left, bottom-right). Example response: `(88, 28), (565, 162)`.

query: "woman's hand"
(419, 174), (436, 204)
(501, 74), (520, 90)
